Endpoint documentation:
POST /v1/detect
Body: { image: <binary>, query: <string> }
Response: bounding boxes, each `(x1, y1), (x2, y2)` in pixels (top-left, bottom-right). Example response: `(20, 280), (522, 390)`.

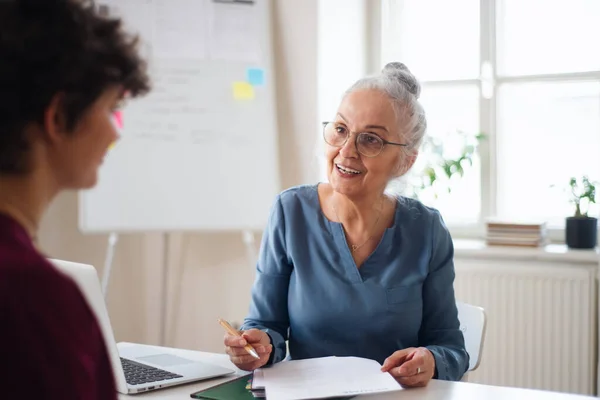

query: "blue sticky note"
(247, 68), (265, 86)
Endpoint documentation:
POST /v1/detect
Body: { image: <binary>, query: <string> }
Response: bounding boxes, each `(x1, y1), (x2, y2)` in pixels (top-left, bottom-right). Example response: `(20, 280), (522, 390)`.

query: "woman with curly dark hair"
(0, 0), (150, 397)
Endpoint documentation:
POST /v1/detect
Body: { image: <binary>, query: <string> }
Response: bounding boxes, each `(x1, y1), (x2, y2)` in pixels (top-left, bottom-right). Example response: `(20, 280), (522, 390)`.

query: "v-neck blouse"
(241, 184), (469, 381)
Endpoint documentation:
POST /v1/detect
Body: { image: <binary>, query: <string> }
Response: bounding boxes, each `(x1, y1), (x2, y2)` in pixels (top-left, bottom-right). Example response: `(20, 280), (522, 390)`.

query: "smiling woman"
(223, 62), (469, 388)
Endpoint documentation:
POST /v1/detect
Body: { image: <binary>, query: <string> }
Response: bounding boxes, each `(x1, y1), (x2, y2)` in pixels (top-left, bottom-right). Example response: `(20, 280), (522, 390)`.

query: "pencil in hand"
(218, 318), (260, 359)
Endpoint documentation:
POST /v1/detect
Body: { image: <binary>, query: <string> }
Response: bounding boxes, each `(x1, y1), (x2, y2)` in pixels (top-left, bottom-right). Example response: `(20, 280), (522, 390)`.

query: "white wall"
(38, 0), (320, 353)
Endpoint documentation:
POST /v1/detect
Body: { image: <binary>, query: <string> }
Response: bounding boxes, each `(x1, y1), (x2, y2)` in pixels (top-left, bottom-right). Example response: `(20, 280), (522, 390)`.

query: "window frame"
(379, 0), (600, 243)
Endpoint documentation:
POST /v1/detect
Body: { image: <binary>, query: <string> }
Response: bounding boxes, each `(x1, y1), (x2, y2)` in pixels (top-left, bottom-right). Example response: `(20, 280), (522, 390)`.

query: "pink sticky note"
(113, 111), (123, 129)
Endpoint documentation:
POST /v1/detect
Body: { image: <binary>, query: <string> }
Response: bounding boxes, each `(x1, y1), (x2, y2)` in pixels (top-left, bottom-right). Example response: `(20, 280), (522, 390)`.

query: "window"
(409, 85), (481, 225)
(496, 81), (600, 225)
(381, 0), (600, 231)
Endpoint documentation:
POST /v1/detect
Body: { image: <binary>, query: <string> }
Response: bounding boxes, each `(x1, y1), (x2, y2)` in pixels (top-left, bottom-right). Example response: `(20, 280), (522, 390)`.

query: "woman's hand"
(381, 347), (436, 388)
(224, 328), (272, 371)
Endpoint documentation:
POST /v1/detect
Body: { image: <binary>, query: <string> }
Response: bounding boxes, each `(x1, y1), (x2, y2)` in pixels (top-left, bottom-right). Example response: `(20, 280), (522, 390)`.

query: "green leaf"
(569, 177), (577, 188)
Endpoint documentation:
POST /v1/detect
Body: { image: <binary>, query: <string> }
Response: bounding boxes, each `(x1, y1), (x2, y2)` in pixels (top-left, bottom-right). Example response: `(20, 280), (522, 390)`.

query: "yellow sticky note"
(233, 81), (254, 100)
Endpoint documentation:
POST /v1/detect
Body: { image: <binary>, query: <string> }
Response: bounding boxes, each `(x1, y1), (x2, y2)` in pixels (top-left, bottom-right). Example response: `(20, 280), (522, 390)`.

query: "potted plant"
(404, 130), (485, 200)
(565, 176), (597, 249)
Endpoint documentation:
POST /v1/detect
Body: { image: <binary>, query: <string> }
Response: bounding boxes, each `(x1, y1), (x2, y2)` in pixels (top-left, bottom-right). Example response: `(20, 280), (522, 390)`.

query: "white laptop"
(49, 259), (235, 394)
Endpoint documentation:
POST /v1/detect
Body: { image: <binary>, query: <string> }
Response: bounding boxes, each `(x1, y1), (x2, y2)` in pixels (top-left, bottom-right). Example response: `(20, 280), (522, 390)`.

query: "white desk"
(119, 347), (597, 400)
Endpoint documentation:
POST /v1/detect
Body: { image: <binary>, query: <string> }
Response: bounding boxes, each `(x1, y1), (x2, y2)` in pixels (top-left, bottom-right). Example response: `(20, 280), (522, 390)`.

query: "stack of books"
(485, 220), (547, 247)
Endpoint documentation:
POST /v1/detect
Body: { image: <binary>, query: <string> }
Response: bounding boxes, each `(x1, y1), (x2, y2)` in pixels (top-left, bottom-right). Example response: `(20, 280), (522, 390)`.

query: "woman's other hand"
(381, 347), (436, 387)
(224, 328), (272, 371)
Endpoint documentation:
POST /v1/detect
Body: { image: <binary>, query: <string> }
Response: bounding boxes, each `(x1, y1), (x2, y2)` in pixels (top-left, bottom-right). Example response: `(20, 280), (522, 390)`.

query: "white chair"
(456, 301), (487, 382)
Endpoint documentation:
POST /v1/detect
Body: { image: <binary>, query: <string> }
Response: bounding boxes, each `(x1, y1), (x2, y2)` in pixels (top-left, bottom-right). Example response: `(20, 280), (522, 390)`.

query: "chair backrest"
(456, 301), (487, 371)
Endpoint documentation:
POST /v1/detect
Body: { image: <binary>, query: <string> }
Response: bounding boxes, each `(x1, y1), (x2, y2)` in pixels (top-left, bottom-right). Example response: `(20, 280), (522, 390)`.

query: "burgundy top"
(0, 213), (117, 399)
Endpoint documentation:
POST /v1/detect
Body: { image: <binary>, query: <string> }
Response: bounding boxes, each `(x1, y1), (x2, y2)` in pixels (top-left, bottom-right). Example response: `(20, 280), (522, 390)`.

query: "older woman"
(224, 62), (469, 387)
(0, 0), (149, 398)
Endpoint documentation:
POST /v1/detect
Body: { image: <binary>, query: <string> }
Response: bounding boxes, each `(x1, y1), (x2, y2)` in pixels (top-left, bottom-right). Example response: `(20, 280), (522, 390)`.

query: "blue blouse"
(241, 184), (469, 381)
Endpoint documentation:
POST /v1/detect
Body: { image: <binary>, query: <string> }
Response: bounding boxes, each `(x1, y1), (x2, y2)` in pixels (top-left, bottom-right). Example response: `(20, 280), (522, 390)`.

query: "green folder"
(190, 375), (255, 400)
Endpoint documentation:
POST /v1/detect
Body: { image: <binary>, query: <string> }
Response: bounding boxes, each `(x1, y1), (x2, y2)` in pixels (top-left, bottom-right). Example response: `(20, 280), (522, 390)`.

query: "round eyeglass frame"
(322, 121), (408, 158)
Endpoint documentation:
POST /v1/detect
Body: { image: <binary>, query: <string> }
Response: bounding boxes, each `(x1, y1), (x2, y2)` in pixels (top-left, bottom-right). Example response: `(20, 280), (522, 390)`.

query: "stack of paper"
(252, 356), (402, 400)
(249, 369), (265, 398)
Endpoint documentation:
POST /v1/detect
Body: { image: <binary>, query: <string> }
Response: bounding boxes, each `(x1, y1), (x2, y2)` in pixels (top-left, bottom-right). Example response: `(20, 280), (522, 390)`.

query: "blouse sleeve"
(241, 195), (293, 364)
(419, 210), (470, 381)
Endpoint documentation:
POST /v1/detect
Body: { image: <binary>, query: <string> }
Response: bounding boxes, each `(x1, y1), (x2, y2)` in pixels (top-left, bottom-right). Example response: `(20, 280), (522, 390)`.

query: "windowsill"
(453, 238), (599, 265)
(448, 222), (599, 245)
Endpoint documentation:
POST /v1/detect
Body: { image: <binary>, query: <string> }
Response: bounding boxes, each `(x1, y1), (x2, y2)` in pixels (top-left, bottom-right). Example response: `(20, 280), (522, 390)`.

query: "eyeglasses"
(322, 121), (407, 158)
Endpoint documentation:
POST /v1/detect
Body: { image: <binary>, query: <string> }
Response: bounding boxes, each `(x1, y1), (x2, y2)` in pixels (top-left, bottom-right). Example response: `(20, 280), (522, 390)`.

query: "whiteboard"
(80, 0), (280, 232)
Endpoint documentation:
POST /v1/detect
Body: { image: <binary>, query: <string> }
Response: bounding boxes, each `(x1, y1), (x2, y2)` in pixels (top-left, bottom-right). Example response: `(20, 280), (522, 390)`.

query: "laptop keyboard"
(121, 357), (183, 386)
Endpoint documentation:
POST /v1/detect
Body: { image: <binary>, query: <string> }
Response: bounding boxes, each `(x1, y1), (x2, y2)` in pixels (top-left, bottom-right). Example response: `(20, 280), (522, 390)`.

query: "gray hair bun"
(382, 62), (421, 99)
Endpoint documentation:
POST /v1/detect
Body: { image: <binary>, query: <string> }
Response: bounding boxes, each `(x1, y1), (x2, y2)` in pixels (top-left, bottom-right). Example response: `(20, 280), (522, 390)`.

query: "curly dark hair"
(0, 0), (151, 174)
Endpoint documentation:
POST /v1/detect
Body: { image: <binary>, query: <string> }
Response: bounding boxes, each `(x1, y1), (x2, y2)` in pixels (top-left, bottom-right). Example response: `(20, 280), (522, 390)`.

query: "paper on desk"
(261, 356), (402, 400)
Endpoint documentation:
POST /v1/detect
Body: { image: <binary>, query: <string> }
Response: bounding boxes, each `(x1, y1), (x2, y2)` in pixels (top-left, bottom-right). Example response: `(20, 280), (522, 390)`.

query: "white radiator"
(454, 259), (597, 395)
